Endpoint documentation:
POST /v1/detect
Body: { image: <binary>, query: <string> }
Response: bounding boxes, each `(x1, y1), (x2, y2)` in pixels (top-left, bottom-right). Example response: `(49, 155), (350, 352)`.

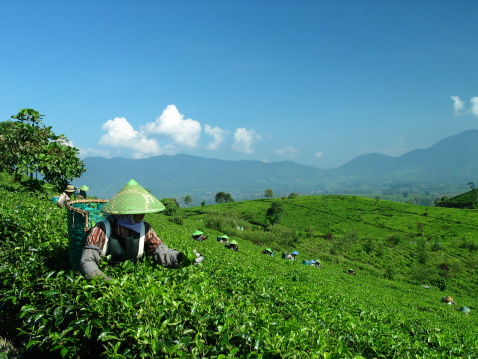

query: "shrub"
(386, 234), (402, 247)
(167, 216), (183, 225)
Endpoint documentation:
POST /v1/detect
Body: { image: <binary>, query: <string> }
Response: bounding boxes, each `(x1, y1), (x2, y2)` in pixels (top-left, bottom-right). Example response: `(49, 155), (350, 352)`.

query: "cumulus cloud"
(275, 146), (299, 158)
(451, 95), (465, 113)
(99, 117), (161, 157)
(142, 105), (201, 147)
(204, 124), (226, 150)
(451, 95), (478, 117)
(314, 152), (324, 158)
(471, 97), (478, 117)
(232, 128), (261, 154)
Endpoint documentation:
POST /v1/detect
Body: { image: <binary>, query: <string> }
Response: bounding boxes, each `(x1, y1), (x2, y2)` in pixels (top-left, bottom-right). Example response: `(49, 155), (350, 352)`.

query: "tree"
(0, 109), (86, 191)
(161, 198), (179, 216)
(265, 189), (274, 198)
(183, 195), (192, 206)
(468, 182), (478, 204)
(265, 200), (285, 225)
(215, 191), (234, 203)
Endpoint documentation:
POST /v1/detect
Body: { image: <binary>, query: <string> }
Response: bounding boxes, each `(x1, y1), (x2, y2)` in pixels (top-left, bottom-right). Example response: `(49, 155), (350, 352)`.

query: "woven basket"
(66, 199), (108, 271)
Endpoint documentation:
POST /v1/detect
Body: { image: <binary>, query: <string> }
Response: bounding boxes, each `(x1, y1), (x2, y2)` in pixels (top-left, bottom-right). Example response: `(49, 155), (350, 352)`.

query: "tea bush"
(1, 181), (478, 357)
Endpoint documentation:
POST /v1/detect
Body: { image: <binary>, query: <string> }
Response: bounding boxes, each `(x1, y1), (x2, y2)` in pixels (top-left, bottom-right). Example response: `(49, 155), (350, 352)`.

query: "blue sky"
(1, 0), (477, 169)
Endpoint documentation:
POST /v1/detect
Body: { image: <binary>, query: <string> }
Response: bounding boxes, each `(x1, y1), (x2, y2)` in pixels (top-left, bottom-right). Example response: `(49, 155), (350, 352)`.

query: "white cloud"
(80, 147), (111, 158)
(451, 95), (464, 113)
(471, 97), (478, 117)
(204, 124), (226, 150)
(275, 146), (298, 158)
(232, 128), (261, 154)
(314, 152), (324, 158)
(99, 117), (161, 156)
(451, 96), (478, 118)
(143, 105), (201, 148)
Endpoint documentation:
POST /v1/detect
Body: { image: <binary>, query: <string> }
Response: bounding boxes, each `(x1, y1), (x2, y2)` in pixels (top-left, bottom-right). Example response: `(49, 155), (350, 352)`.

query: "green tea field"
(1, 177), (477, 358)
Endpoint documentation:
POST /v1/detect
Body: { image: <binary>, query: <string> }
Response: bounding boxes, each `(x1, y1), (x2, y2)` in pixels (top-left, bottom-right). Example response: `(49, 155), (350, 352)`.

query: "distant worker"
(79, 185), (89, 199)
(345, 269), (356, 275)
(57, 185), (76, 207)
(262, 248), (274, 256)
(310, 259), (322, 268)
(217, 234), (230, 243)
(192, 230), (207, 241)
(459, 306), (470, 315)
(225, 239), (240, 252)
(442, 296), (456, 305)
(285, 250), (299, 260)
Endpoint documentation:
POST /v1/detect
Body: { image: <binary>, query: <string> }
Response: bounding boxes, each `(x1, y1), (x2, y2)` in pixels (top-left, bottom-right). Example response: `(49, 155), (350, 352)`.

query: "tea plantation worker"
(310, 259), (321, 268)
(262, 248), (274, 256)
(80, 179), (204, 280)
(79, 185), (89, 199)
(192, 230), (207, 241)
(345, 269), (356, 275)
(225, 239), (240, 252)
(285, 250), (299, 260)
(217, 234), (230, 243)
(442, 296), (456, 305)
(459, 306), (470, 315)
(57, 184), (76, 207)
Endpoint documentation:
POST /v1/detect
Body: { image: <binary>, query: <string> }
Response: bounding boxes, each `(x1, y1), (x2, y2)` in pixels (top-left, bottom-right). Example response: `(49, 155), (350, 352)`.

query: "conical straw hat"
(80, 185), (90, 191)
(229, 239), (238, 245)
(101, 179), (165, 214)
(192, 230), (203, 236)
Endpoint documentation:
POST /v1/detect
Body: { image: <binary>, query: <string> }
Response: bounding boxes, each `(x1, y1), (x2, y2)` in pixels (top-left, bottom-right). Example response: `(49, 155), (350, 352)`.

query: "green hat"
(192, 230), (203, 236)
(229, 239), (238, 245)
(265, 248), (273, 252)
(80, 185), (90, 191)
(101, 179), (165, 214)
(220, 234), (229, 239)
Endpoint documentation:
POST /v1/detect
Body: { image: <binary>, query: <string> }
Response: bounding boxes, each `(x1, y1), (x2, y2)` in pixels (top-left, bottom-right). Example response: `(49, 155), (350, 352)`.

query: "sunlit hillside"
(1, 175), (477, 358)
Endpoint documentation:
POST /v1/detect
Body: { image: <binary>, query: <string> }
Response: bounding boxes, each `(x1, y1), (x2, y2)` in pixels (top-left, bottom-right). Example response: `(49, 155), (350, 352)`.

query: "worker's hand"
(193, 250), (204, 265)
(90, 269), (113, 281)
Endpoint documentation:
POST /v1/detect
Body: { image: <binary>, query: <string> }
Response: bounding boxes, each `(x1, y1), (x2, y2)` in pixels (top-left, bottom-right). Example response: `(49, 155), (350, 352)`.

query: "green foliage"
(264, 189), (273, 198)
(183, 195), (192, 206)
(0, 109), (85, 191)
(265, 200), (285, 225)
(2, 178), (478, 358)
(161, 198), (180, 216)
(436, 188), (478, 209)
(214, 191), (234, 203)
(288, 192), (298, 199)
(167, 216), (183, 225)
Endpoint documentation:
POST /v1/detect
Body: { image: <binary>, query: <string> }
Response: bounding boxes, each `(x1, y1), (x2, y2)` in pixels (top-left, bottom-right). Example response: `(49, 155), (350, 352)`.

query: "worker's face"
(133, 213), (146, 223)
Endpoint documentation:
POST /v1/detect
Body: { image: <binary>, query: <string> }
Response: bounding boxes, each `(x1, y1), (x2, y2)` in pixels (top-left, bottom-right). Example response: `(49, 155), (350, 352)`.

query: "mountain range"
(72, 129), (478, 203)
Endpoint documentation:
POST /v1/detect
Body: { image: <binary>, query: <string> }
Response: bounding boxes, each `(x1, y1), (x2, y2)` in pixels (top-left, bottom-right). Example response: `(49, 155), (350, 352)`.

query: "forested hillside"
(74, 130), (478, 202)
